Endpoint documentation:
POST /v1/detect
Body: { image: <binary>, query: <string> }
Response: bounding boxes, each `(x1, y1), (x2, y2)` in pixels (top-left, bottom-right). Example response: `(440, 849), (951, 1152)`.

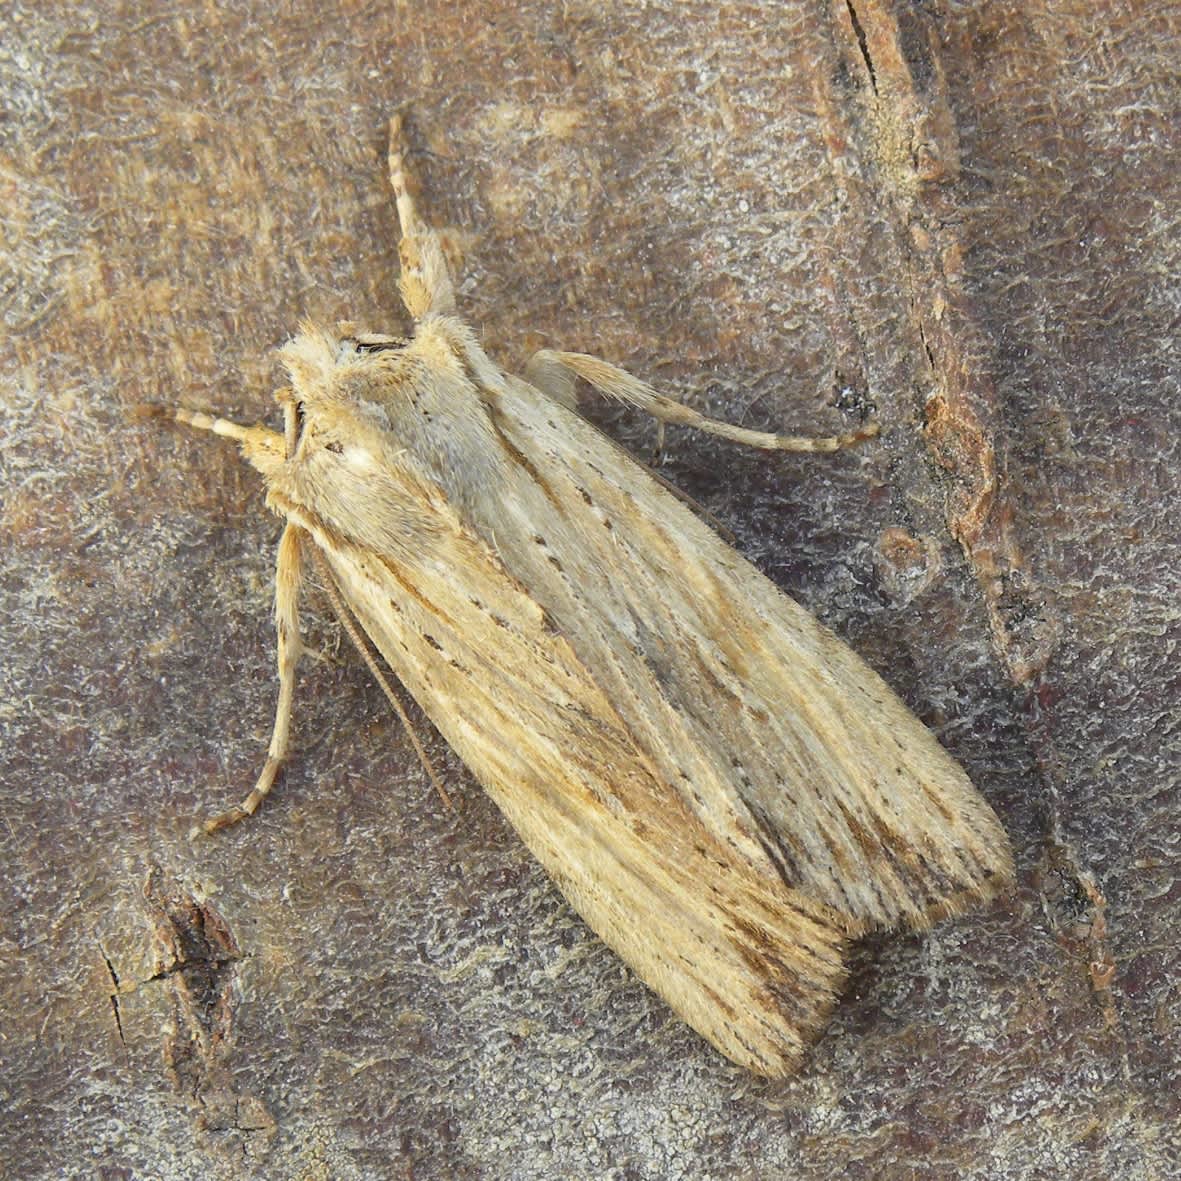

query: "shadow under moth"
(159, 115), (1013, 1076)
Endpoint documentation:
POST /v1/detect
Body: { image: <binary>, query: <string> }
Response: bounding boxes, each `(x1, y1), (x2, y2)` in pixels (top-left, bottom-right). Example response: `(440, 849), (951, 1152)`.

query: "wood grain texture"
(3, 0), (1178, 1176)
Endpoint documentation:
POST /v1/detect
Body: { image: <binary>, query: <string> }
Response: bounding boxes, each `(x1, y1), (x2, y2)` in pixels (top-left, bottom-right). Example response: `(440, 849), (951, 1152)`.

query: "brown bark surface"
(2, 2), (1177, 1177)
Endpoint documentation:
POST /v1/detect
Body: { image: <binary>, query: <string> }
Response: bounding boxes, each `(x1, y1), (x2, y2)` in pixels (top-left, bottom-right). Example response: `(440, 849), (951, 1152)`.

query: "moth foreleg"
(387, 112), (456, 320)
(199, 522), (305, 835)
(524, 349), (879, 453)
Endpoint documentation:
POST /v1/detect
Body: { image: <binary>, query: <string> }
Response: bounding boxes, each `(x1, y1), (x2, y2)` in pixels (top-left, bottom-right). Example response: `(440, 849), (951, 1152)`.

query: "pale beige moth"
(162, 116), (1013, 1076)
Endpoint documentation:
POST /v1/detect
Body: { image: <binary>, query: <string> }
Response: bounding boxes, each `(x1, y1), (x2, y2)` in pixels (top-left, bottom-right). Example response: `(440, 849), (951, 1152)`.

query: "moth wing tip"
(903, 859), (1017, 933)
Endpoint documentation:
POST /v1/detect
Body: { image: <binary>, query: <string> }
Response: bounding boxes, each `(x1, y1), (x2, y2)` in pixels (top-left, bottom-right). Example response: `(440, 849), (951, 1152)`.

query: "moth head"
(278, 322), (411, 414)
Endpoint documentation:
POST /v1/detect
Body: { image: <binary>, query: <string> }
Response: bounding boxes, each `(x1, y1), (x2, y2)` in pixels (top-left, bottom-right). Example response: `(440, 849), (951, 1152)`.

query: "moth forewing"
(169, 116), (1013, 1075)
(312, 521), (853, 1075)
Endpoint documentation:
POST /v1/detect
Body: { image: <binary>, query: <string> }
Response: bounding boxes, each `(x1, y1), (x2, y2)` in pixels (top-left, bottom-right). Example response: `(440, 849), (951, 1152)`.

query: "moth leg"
(200, 522), (304, 835)
(388, 112), (457, 319)
(651, 419), (667, 466)
(525, 349), (878, 453)
(140, 405), (287, 475)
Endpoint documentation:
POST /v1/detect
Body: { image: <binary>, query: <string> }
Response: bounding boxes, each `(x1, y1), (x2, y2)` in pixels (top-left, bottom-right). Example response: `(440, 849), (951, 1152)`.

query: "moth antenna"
(311, 549), (455, 812)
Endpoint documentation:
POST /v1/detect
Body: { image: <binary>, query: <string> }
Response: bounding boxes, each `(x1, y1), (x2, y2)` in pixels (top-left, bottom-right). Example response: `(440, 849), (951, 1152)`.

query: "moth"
(161, 115), (1012, 1076)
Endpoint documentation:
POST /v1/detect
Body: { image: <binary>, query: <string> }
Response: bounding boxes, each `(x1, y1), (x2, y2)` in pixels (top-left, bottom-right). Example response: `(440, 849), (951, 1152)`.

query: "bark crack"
(97, 939), (127, 1049)
(844, 0), (878, 94)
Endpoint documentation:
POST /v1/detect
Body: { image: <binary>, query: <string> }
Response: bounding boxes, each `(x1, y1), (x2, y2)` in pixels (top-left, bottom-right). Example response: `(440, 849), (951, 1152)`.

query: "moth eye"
(324, 440), (344, 455)
(345, 334), (408, 354)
